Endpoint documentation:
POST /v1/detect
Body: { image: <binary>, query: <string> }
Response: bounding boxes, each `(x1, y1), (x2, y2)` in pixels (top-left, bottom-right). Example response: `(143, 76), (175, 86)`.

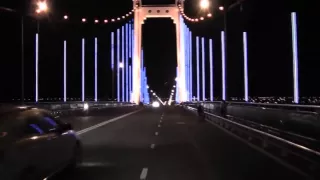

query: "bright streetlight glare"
(64, 15), (68, 20)
(219, 6), (224, 11)
(200, 0), (209, 9)
(37, 1), (48, 12)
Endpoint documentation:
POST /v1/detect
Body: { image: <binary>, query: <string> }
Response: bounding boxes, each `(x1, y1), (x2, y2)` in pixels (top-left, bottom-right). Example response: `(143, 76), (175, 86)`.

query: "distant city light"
(64, 15), (68, 20)
(82, 18), (86, 22)
(95, 19), (99, 23)
(104, 19), (108, 23)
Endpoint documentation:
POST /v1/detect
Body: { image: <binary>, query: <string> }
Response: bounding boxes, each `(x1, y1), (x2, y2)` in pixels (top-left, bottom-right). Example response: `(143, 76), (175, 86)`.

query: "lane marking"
(140, 168), (148, 180)
(150, 144), (155, 149)
(155, 132), (159, 136)
(76, 109), (142, 136)
(204, 115), (310, 178)
(158, 124), (161, 128)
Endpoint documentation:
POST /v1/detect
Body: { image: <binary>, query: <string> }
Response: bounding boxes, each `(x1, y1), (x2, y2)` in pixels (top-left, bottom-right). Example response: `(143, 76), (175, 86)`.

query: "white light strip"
(129, 65), (132, 102)
(35, 33), (39, 102)
(94, 37), (98, 102)
(190, 31), (192, 101)
(221, 31), (226, 101)
(117, 29), (120, 102)
(122, 26), (125, 102)
(243, 32), (249, 102)
(64, 40), (67, 102)
(111, 32), (114, 69)
(291, 12), (299, 104)
(196, 36), (200, 101)
(202, 37), (205, 101)
(126, 23), (129, 102)
(209, 39), (213, 101)
(82, 38), (85, 102)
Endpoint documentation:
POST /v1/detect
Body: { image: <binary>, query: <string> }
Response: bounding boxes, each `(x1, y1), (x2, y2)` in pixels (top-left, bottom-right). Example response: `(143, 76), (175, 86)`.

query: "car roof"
(0, 106), (48, 118)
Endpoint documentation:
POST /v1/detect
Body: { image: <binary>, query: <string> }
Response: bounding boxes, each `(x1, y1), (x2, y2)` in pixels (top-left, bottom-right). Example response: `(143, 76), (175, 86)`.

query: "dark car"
(0, 106), (82, 180)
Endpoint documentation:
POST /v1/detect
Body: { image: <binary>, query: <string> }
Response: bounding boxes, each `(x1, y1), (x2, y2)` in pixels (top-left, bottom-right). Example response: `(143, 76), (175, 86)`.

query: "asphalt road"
(52, 106), (306, 180)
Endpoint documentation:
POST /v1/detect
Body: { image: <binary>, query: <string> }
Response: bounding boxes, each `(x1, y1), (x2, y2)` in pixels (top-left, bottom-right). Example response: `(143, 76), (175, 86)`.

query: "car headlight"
(152, 101), (160, 108)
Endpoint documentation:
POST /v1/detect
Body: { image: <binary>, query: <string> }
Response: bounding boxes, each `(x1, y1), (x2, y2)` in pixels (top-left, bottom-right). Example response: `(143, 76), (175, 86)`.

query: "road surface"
(52, 106), (305, 180)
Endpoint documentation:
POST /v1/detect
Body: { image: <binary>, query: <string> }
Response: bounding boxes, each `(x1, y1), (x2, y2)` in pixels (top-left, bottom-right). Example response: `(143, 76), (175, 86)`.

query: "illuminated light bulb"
(104, 19), (108, 23)
(111, 19), (115, 22)
(95, 19), (99, 23)
(122, 16), (125, 19)
(117, 17), (120, 20)
(64, 15), (68, 20)
(207, 13), (212, 17)
(219, 6), (224, 11)
(82, 18), (86, 22)
(200, 17), (204, 20)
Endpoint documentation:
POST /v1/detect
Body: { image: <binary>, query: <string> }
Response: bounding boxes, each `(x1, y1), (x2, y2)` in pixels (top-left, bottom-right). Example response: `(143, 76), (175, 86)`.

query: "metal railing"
(185, 101), (320, 140)
(184, 105), (320, 179)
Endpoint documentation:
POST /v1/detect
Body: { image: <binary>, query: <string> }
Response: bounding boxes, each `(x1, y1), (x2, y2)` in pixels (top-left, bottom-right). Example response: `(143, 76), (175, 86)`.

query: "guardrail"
(184, 105), (320, 179)
(184, 101), (320, 140)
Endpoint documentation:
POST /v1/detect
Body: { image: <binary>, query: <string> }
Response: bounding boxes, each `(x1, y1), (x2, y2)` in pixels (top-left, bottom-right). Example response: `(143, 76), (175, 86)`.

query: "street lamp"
(200, 0), (209, 9)
(36, 1), (48, 13)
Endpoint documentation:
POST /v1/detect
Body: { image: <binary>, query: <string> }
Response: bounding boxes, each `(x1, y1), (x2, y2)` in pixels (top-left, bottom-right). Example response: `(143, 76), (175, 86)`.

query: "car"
(0, 106), (82, 180)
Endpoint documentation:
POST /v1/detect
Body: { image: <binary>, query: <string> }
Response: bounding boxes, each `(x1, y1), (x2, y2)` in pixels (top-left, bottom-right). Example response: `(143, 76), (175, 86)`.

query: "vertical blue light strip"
(126, 24), (129, 102)
(129, 65), (132, 102)
(291, 12), (299, 104)
(35, 34), (39, 102)
(129, 23), (132, 58)
(190, 31), (192, 101)
(221, 31), (226, 101)
(243, 32), (249, 102)
(117, 29), (120, 102)
(64, 40), (67, 102)
(185, 24), (189, 101)
(122, 26), (125, 102)
(202, 37), (205, 101)
(94, 38), (98, 102)
(196, 36), (200, 101)
(111, 32), (114, 70)
(82, 38), (85, 102)
(209, 39), (213, 101)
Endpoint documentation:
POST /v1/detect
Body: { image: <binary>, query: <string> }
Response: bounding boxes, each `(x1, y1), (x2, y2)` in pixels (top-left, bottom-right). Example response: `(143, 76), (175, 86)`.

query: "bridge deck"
(53, 107), (304, 180)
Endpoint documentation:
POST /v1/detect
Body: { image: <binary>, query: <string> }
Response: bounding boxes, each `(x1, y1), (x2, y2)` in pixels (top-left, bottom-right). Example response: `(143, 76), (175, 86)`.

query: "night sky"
(0, 0), (317, 102)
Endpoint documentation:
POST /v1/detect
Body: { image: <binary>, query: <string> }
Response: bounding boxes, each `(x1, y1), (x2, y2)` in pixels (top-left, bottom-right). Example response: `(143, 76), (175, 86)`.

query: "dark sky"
(0, 0), (317, 102)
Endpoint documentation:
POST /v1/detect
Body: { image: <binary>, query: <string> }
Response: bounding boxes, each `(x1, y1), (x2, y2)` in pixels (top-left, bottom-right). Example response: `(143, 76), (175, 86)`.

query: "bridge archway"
(132, 0), (187, 104)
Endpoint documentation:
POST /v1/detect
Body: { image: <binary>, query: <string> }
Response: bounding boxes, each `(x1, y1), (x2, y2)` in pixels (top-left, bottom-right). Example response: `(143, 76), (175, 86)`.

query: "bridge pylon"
(132, 0), (187, 104)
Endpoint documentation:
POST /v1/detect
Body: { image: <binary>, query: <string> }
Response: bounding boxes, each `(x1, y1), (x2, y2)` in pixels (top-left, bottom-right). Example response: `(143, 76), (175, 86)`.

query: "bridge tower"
(132, 0), (187, 104)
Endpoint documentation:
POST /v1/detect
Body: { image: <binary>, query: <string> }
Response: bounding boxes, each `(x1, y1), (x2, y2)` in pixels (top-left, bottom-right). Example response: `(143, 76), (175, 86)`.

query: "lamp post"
(199, 0), (246, 101)
(0, 2), (48, 104)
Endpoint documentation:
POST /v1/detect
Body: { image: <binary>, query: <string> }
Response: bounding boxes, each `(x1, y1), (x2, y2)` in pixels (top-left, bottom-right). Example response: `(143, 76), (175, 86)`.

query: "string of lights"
(62, 8), (136, 24)
(178, 2), (224, 23)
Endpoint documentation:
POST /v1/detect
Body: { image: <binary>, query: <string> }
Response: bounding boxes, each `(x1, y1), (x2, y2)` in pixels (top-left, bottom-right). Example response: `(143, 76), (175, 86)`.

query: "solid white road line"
(155, 132), (159, 136)
(140, 168), (148, 180)
(76, 109), (142, 136)
(150, 144), (155, 149)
